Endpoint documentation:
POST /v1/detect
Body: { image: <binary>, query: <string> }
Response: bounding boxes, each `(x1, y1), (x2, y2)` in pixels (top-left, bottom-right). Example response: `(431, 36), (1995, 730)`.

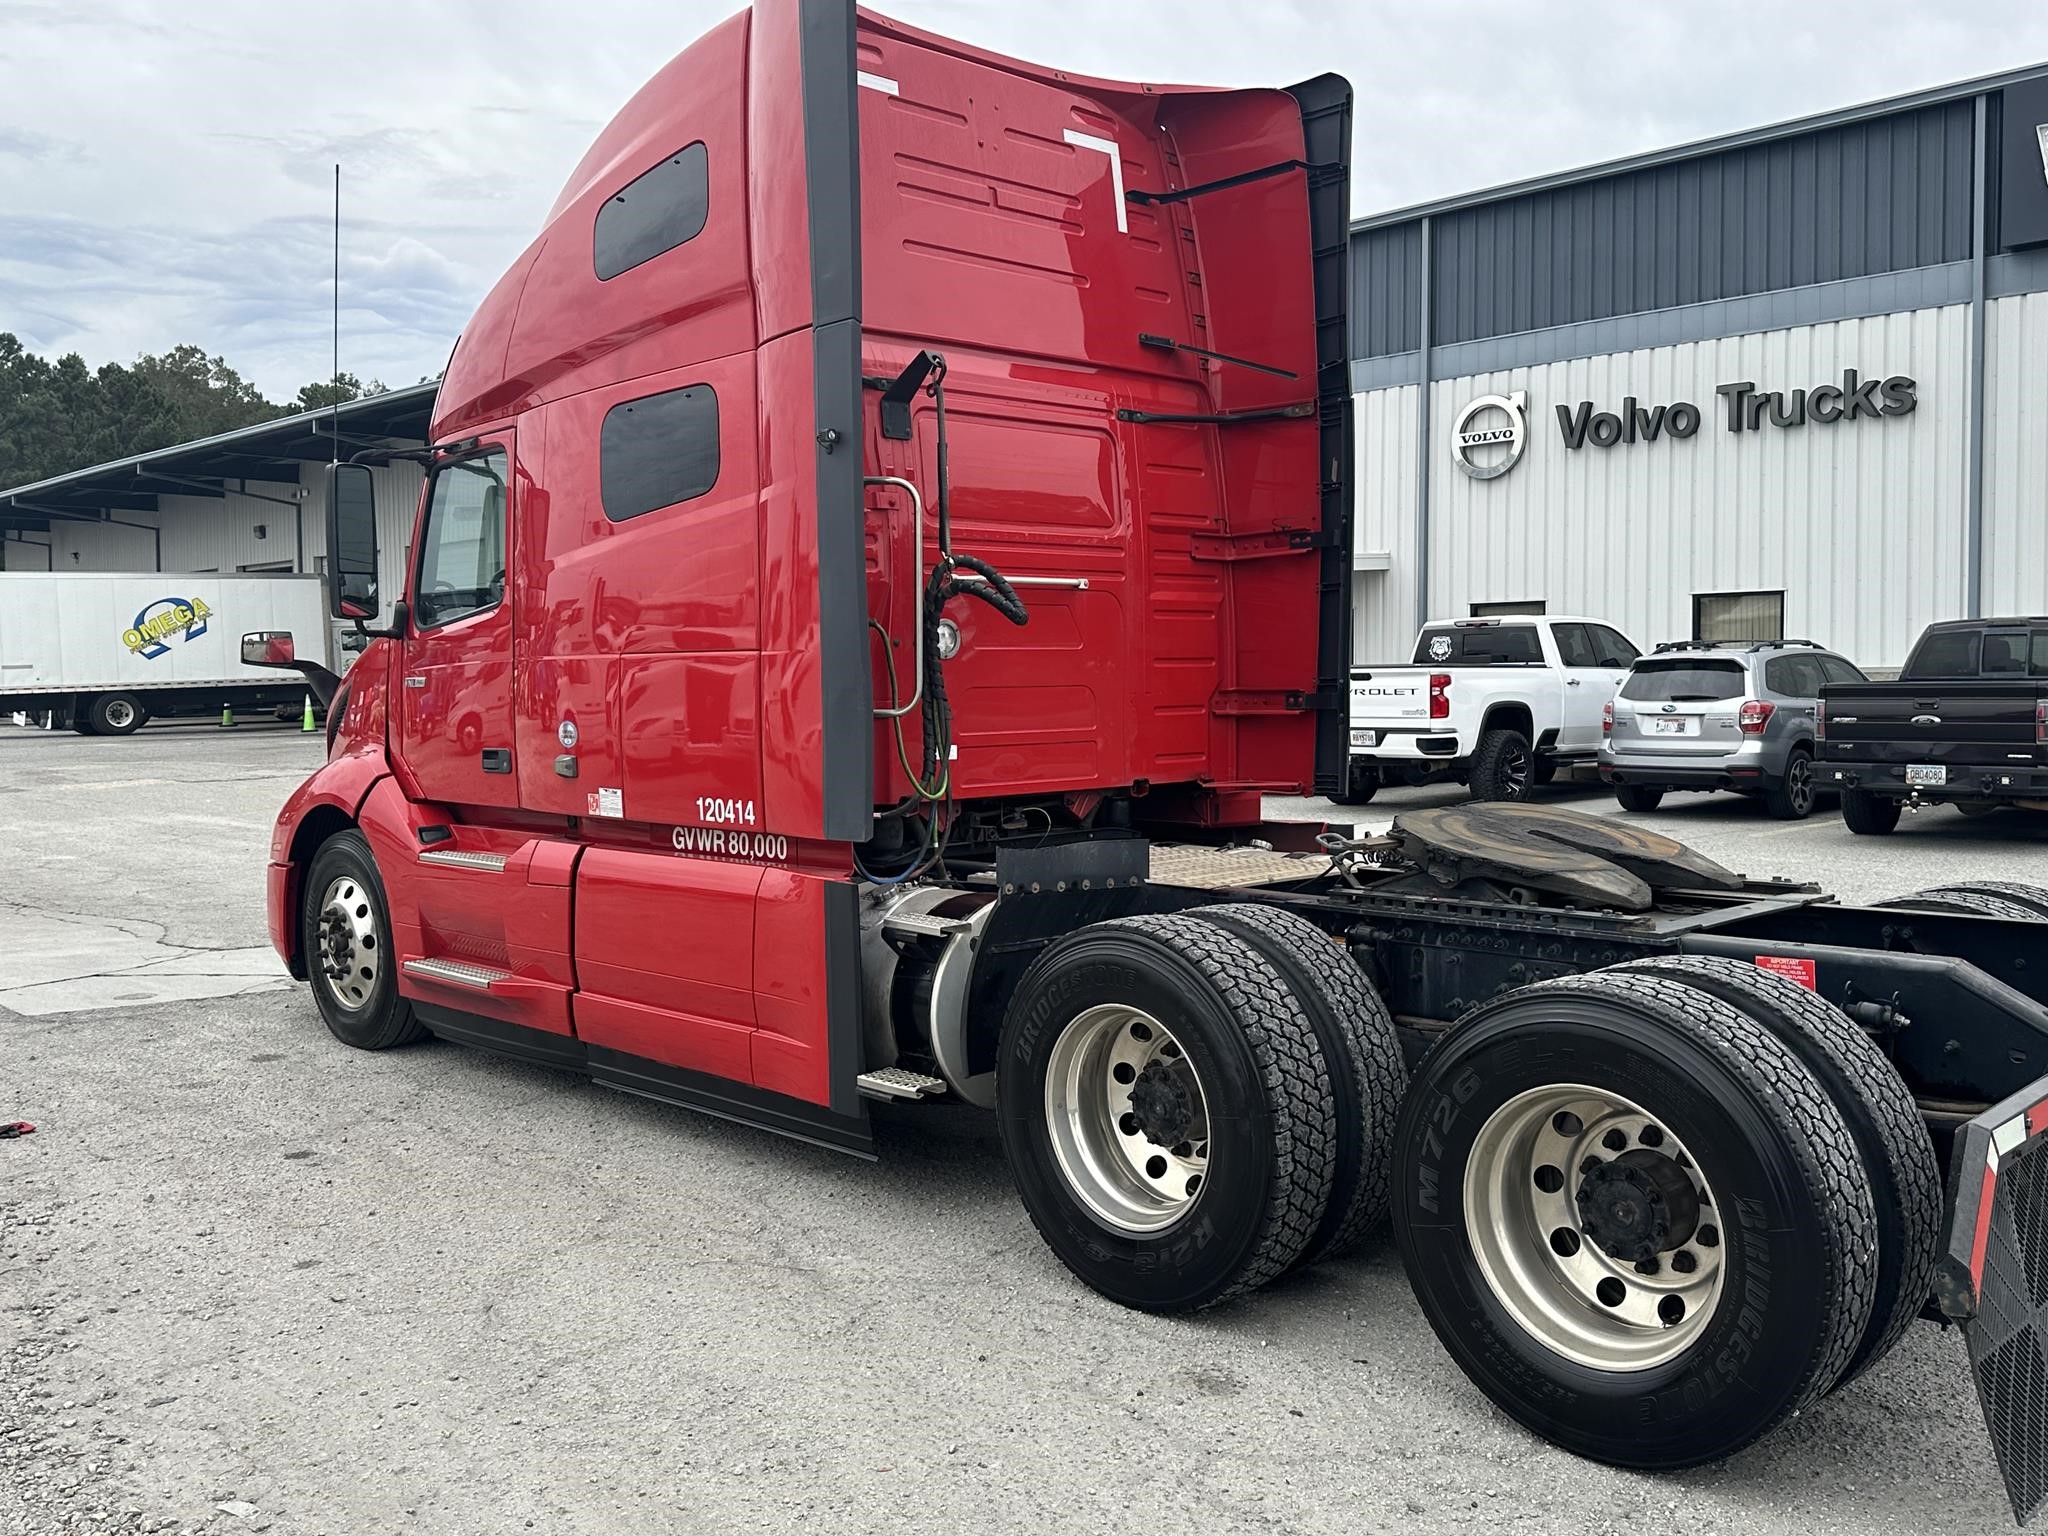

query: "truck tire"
(1762, 747), (1816, 820)
(1841, 789), (1900, 836)
(1327, 763), (1379, 807)
(1468, 727), (1535, 802)
(1911, 881), (2048, 919)
(300, 829), (425, 1052)
(1188, 904), (1405, 1262)
(1878, 887), (2046, 922)
(1391, 970), (1875, 1469)
(997, 913), (1336, 1312)
(89, 693), (147, 735)
(1613, 784), (1664, 813)
(1613, 956), (1941, 1388)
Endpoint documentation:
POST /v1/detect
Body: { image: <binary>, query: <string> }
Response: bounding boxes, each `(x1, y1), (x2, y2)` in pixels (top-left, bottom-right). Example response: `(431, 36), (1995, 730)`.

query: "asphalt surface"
(2, 723), (2039, 1535)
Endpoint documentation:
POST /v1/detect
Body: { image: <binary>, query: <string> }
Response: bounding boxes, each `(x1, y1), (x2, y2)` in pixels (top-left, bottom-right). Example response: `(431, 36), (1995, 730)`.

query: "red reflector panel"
(1754, 954), (1817, 990)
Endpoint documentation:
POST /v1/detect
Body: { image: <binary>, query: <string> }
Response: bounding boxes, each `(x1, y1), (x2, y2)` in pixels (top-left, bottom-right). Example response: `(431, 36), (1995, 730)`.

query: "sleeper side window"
(414, 450), (508, 629)
(601, 386), (720, 522)
(594, 142), (709, 280)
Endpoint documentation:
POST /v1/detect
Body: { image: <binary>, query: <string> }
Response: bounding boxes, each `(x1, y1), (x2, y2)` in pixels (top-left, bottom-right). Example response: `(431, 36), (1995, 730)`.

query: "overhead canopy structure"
(0, 382), (437, 560)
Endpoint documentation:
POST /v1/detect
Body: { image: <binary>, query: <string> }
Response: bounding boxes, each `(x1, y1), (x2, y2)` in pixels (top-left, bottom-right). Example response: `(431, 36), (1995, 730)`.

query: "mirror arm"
(349, 598), (408, 642)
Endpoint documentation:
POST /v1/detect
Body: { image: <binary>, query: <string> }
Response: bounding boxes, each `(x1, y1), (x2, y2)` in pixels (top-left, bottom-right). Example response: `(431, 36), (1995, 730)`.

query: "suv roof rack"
(1649, 637), (1825, 654)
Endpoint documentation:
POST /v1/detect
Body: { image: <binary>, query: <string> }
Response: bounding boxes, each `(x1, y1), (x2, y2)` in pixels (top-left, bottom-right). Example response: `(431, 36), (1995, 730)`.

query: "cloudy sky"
(3, 0), (2046, 400)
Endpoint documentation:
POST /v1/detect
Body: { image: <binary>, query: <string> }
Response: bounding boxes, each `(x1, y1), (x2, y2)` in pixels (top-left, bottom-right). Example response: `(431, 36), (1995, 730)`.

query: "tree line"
(0, 331), (397, 491)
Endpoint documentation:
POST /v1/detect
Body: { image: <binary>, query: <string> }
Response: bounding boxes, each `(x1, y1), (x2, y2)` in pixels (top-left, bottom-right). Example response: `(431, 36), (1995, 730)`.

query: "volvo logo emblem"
(1450, 390), (1528, 480)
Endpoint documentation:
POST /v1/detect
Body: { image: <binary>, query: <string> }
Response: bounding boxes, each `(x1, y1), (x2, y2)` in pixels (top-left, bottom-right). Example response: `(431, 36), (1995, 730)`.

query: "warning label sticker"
(587, 787), (624, 819)
(1754, 955), (1817, 990)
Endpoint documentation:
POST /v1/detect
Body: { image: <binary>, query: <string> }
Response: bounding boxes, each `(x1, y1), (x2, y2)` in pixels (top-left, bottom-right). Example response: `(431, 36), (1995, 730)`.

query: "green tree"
(292, 372), (387, 414)
(128, 343), (281, 439)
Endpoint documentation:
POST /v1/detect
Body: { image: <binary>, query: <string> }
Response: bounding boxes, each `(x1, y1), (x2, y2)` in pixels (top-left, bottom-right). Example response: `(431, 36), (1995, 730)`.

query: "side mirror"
(241, 631), (296, 667)
(324, 462), (381, 621)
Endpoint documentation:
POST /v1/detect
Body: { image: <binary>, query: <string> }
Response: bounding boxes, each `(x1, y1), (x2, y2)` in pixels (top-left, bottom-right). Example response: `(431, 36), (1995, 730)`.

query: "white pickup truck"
(1337, 616), (1641, 803)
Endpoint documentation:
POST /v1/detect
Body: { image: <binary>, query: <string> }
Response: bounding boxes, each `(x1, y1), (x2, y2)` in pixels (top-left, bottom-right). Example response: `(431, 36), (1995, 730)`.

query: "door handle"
(1566, 678), (1583, 687)
(480, 748), (513, 774)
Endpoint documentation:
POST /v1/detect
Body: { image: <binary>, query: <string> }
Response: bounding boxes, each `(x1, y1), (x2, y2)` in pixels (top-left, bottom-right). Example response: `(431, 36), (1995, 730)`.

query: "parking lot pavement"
(0, 725), (2026, 1536)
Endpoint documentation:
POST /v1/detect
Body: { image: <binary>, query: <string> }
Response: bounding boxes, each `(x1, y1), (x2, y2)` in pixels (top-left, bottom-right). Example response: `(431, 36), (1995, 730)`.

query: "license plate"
(1350, 729), (1377, 749)
(1651, 718), (1689, 735)
(1906, 764), (1947, 786)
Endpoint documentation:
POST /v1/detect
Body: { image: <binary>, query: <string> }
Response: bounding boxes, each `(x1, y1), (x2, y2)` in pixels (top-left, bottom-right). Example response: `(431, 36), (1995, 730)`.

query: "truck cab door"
(397, 436), (522, 810)
(1551, 622), (1611, 751)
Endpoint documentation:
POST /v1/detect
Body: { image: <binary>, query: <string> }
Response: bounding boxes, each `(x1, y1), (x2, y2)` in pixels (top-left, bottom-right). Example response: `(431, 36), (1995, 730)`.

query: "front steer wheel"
(997, 913), (1336, 1312)
(300, 829), (425, 1051)
(1391, 970), (1876, 1469)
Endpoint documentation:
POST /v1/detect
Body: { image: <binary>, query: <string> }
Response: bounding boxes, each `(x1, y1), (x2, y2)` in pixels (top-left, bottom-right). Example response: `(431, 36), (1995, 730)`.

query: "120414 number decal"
(695, 796), (757, 826)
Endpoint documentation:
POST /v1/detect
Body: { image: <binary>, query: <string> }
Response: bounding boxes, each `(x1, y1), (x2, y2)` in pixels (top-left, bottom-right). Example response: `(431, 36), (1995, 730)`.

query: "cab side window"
(414, 450), (508, 629)
(1552, 623), (1599, 668)
(1587, 625), (1638, 667)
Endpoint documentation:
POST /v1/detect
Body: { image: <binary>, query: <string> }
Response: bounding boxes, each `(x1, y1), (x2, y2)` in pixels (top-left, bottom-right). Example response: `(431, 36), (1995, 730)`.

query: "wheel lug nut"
(1672, 1250), (1698, 1273)
(1634, 1257), (1661, 1276)
(1696, 1224), (1719, 1248)
(1602, 1128), (1629, 1151)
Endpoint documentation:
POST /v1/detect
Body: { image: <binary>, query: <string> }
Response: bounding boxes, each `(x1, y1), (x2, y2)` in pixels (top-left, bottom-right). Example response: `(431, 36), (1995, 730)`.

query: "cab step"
(856, 1067), (948, 1101)
(881, 909), (973, 940)
(402, 956), (514, 990)
(417, 849), (510, 872)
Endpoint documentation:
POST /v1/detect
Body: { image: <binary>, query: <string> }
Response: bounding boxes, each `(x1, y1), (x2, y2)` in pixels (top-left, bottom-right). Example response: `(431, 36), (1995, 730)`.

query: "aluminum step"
(402, 956), (513, 990)
(881, 909), (972, 939)
(856, 1067), (948, 1101)
(417, 849), (509, 872)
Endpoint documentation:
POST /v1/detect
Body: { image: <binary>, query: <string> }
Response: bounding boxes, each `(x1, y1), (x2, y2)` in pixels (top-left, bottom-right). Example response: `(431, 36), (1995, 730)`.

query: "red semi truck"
(259, 2), (2048, 1518)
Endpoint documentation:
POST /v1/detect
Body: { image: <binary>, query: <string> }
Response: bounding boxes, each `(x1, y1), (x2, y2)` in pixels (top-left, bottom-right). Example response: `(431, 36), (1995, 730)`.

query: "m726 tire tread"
(1615, 955), (1941, 1387)
(1536, 970), (1879, 1415)
(1189, 903), (1406, 1260)
(1094, 914), (1339, 1302)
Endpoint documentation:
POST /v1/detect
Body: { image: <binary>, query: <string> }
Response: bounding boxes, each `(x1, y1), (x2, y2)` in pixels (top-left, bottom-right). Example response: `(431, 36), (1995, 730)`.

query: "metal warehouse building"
(1347, 63), (2048, 672)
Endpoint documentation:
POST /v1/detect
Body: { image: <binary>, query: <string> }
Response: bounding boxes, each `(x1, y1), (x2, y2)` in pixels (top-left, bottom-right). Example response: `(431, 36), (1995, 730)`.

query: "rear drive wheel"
(1469, 727), (1535, 802)
(997, 914), (1336, 1311)
(1614, 784), (1664, 813)
(1878, 887), (2047, 922)
(300, 829), (425, 1051)
(1841, 788), (1901, 835)
(1763, 747), (1816, 820)
(1909, 881), (2048, 919)
(1614, 955), (1941, 1387)
(1189, 904), (1405, 1262)
(90, 693), (147, 735)
(1327, 763), (1380, 807)
(1392, 970), (1875, 1468)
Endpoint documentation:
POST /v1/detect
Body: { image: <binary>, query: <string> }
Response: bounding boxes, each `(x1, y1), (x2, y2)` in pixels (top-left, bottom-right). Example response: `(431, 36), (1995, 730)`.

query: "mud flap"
(1935, 1077), (2048, 1525)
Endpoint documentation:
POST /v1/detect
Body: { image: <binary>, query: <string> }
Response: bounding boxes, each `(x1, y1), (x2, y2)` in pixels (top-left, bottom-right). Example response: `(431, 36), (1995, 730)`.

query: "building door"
(395, 437), (521, 810)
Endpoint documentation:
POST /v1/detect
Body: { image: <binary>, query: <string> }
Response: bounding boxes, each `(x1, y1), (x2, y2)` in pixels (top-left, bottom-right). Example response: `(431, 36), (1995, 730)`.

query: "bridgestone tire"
(1188, 904), (1406, 1262)
(997, 914), (1336, 1312)
(1613, 955), (1941, 1388)
(1392, 970), (1877, 1469)
(301, 829), (425, 1051)
(1327, 763), (1380, 807)
(1878, 888), (2047, 922)
(1883, 882), (2048, 921)
(1842, 789), (1901, 836)
(1614, 784), (1665, 813)
(1469, 727), (1535, 802)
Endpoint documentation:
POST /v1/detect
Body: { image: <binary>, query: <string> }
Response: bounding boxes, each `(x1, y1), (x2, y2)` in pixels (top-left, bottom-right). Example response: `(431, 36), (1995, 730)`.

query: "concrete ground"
(1, 722), (2037, 1535)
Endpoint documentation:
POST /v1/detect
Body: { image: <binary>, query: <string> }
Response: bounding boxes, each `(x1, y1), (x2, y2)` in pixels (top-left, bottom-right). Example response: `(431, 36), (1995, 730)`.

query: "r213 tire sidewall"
(999, 948), (1279, 1312)
(1395, 1013), (1837, 1468)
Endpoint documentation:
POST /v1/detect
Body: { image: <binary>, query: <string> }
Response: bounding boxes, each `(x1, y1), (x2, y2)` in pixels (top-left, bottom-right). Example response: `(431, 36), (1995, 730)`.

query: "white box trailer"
(0, 572), (332, 734)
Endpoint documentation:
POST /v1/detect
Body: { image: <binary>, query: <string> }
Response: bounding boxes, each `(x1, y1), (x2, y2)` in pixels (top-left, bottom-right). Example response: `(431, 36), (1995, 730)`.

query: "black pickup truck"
(1819, 617), (2048, 833)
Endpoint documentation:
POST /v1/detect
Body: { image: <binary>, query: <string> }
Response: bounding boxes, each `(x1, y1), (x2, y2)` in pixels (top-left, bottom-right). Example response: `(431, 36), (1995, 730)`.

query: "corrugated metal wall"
(1417, 303), (1970, 669)
(156, 482), (312, 573)
(1351, 384), (1419, 661)
(1354, 100), (1976, 354)
(1350, 223), (1423, 358)
(1982, 293), (2048, 620)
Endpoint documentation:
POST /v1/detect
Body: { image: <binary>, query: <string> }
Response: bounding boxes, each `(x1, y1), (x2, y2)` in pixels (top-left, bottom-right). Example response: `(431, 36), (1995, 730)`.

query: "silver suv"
(1600, 639), (1868, 820)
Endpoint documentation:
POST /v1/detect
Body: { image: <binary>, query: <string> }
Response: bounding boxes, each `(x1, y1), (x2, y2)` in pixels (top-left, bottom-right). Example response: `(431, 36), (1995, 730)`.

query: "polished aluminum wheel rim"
(315, 874), (381, 1010)
(1464, 1083), (1725, 1371)
(103, 699), (136, 729)
(1044, 1004), (1210, 1233)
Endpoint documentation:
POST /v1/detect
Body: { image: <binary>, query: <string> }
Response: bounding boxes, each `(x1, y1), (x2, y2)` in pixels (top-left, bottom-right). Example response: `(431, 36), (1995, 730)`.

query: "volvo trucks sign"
(1449, 391), (1528, 479)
